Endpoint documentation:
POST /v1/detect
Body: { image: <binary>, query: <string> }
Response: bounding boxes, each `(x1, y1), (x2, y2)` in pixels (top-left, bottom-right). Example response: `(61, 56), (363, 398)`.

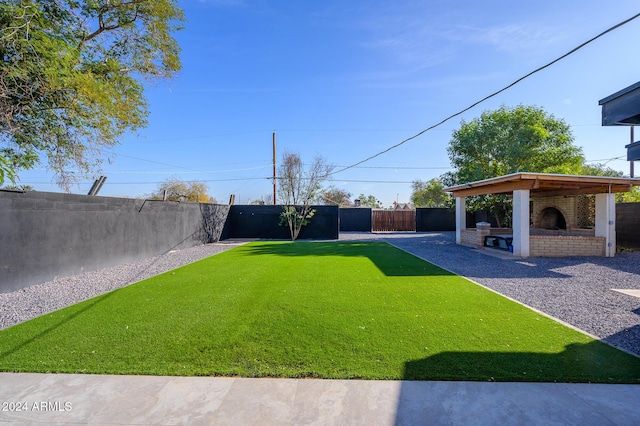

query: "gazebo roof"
(443, 172), (640, 198)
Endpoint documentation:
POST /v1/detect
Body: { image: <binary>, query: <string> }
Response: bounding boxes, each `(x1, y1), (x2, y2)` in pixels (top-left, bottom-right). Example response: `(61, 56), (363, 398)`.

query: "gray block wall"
(0, 190), (229, 293)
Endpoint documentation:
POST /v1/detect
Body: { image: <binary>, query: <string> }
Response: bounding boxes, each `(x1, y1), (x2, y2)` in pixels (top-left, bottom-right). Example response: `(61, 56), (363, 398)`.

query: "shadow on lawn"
(239, 241), (456, 277)
(0, 291), (117, 361)
(401, 339), (640, 384)
(602, 324), (640, 358)
(394, 339), (640, 424)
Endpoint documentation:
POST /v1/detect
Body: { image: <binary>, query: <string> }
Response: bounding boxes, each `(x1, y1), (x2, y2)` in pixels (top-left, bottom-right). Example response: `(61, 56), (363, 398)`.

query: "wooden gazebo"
(444, 173), (640, 257)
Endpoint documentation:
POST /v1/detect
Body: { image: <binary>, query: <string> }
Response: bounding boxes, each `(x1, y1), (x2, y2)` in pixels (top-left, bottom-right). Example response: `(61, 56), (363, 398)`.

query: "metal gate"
(372, 210), (416, 232)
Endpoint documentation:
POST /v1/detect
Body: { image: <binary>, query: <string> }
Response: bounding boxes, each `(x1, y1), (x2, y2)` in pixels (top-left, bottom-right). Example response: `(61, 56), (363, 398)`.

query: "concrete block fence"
(0, 190), (230, 293)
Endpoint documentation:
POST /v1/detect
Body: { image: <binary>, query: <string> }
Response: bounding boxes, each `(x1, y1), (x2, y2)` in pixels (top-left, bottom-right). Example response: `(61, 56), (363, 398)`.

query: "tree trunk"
(492, 200), (503, 228)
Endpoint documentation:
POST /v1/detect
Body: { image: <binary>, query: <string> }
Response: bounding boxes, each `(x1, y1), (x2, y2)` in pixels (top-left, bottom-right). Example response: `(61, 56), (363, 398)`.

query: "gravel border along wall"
(340, 232), (640, 357)
(0, 240), (250, 330)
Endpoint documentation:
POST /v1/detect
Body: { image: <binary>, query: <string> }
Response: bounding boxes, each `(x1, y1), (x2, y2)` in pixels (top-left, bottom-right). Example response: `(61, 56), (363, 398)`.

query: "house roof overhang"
(599, 81), (640, 126)
(443, 172), (640, 198)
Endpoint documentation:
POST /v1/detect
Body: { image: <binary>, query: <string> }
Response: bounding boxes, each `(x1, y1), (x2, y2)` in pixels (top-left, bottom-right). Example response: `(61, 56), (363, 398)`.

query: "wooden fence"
(372, 210), (416, 232)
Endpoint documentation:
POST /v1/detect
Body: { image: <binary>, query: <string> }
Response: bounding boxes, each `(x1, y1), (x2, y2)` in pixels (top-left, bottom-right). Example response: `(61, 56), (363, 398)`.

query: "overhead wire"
(20, 152), (629, 187)
(329, 11), (640, 176)
(584, 155), (626, 164)
(106, 165), (271, 174)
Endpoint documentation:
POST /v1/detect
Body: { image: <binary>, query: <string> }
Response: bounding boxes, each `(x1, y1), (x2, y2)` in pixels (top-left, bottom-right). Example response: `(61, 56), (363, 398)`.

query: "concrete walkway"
(1, 373), (639, 425)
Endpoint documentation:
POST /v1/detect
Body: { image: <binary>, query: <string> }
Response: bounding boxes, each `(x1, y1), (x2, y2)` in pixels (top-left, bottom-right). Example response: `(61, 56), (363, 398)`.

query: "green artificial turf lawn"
(1, 241), (639, 383)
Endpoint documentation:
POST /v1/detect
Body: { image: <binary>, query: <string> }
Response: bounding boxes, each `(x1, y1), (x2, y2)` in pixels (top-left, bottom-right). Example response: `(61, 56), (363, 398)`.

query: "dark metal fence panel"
(226, 205), (288, 239)
(415, 208), (455, 231)
(339, 208), (372, 231)
(225, 205), (339, 240)
(617, 202), (640, 248)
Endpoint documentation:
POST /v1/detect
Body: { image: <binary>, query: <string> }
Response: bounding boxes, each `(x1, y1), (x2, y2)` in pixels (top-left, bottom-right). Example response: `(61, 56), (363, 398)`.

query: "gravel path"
(340, 232), (640, 357)
(0, 240), (250, 330)
(3, 233), (639, 357)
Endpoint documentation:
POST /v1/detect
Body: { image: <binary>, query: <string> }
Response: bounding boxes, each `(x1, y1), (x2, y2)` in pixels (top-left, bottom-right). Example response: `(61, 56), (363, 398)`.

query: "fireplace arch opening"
(539, 207), (566, 230)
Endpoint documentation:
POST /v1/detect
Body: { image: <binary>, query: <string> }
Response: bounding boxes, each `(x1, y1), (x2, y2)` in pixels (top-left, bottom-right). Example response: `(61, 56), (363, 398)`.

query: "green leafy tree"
(617, 186), (640, 203)
(410, 178), (451, 208)
(580, 163), (623, 177)
(445, 105), (584, 226)
(578, 163), (640, 202)
(356, 194), (382, 208)
(0, 0), (184, 190)
(150, 178), (215, 203)
(322, 186), (351, 206)
(278, 151), (332, 240)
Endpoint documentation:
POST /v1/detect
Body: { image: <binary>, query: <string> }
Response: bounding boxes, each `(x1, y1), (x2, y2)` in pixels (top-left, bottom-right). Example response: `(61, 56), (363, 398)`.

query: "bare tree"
(278, 151), (333, 240)
(149, 177), (215, 203)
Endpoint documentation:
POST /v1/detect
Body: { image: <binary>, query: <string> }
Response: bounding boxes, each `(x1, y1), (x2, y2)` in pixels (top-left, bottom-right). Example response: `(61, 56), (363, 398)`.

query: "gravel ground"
(340, 232), (640, 357)
(0, 240), (250, 330)
(2, 233), (639, 357)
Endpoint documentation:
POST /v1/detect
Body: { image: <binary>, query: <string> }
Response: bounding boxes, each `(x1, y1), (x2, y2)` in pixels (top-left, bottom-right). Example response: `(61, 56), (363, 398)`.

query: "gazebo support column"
(512, 189), (530, 257)
(595, 193), (616, 257)
(455, 197), (466, 244)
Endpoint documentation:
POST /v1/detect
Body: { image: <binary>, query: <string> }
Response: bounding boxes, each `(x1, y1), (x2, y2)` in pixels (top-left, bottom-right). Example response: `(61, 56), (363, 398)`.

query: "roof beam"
(449, 179), (537, 197)
(536, 184), (633, 197)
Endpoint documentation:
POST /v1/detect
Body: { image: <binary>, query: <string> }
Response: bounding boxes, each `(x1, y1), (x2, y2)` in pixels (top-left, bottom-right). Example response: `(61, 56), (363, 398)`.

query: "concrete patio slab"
(612, 289), (640, 299)
(1, 373), (639, 425)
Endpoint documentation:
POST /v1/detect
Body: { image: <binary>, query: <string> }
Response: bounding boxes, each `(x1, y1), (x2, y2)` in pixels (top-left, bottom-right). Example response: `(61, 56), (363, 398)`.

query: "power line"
(105, 165), (271, 175)
(329, 179), (414, 184)
(19, 177), (268, 185)
(107, 177), (268, 184)
(107, 149), (271, 172)
(584, 155), (626, 163)
(122, 130), (270, 144)
(330, 11), (640, 176)
(20, 155), (630, 187)
(332, 165), (451, 170)
(106, 151), (204, 172)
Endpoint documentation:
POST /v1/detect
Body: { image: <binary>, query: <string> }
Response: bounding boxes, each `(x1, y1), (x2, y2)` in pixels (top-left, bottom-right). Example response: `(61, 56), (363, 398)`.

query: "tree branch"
(79, 2), (141, 47)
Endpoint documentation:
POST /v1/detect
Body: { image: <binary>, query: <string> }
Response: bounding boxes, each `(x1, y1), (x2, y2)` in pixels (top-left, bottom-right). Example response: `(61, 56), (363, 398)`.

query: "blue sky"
(16, 0), (640, 206)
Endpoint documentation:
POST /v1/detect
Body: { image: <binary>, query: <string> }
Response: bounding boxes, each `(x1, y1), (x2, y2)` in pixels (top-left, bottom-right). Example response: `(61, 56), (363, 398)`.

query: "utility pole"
(272, 131), (277, 204)
(631, 126), (635, 178)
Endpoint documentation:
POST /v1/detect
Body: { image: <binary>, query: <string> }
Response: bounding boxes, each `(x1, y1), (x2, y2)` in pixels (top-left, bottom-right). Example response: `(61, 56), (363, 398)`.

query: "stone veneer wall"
(529, 235), (605, 257)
